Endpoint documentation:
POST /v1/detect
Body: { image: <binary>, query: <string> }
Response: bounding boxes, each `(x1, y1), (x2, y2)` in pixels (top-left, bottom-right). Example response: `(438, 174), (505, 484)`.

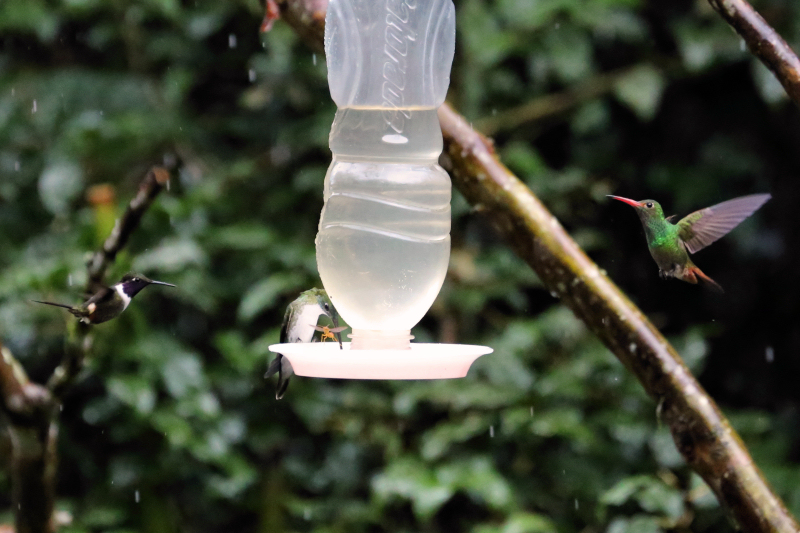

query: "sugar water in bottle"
(316, 0), (456, 349)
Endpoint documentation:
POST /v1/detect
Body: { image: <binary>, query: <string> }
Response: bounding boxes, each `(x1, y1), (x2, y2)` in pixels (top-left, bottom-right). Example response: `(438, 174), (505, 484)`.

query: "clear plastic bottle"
(316, 0), (455, 349)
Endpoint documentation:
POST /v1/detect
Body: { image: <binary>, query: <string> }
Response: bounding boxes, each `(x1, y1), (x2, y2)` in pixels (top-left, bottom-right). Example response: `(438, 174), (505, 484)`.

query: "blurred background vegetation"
(1, 0), (799, 531)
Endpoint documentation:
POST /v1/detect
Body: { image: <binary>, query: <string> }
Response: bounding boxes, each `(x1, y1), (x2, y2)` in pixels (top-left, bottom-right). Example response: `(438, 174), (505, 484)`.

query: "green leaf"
(107, 375), (156, 414)
(614, 65), (665, 121)
(38, 160), (84, 214)
(372, 458), (453, 520)
(237, 272), (304, 322)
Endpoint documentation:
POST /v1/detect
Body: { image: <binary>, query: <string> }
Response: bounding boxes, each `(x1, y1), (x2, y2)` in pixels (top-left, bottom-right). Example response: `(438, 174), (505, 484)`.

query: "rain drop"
(68, 274), (73, 286)
(530, 406), (534, 417)
(765, 346), (774, 363)
(312, 53), (317, 65)
(248, 69), (256, 82)
(14, 161), (20, 171)
(740, 39), (746, 52)
(575, 498), (579, 510)
(303, 508), (311, 520)
(135, 490), (140, 503)
(489, 425), (495, 438)
(32, 100), (37, 113)
(228, 34), (237, 48)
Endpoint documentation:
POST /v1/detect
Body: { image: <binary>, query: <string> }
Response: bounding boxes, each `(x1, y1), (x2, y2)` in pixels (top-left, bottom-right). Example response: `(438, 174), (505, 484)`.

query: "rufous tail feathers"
(683, 267), (724, 293)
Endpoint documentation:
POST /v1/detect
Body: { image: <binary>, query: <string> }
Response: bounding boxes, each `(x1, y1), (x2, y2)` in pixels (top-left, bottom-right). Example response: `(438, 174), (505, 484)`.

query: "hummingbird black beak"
(607, 195), (643, 208)
(331, 312), (343, 349)
(148, 280), (176, 287)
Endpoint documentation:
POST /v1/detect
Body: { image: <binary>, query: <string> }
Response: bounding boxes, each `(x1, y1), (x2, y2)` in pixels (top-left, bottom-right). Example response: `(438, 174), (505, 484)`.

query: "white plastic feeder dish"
(267, 342), (492, 380)
(268, 0), (492, 379)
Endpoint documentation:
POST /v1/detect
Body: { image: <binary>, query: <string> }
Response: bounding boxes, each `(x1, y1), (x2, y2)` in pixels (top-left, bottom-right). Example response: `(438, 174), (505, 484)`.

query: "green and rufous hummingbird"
(608, 193), (771, 291)
(33, 273), (175, 324)
(265, 288), (344, 400)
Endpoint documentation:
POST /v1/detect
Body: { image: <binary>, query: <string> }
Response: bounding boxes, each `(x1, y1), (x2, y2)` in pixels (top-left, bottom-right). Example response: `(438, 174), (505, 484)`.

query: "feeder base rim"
(268, 342), (493, 380)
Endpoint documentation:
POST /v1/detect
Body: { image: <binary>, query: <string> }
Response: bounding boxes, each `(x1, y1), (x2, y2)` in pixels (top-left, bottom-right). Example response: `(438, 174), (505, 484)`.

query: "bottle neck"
(349, 329), (415, 350)
(329, 107), (443, 163)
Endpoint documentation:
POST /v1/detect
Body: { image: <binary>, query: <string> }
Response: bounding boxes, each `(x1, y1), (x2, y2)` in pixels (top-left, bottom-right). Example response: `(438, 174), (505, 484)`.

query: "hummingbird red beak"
(607, 195), (643, 208)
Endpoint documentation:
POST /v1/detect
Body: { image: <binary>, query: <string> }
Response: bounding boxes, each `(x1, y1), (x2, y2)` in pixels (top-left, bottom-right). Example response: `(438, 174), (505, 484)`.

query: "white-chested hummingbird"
(265, 288), (344, 399)
(608, 193), (771, 292)
(33, 273), (175, 324)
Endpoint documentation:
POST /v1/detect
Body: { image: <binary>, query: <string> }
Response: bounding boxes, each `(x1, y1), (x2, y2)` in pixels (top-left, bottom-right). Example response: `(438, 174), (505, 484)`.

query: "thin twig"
(707, 0), (800, 105)
(274, 1), (799, 531)
(49, 166), (170, 397)
(86, 167), (170, 287)
(475, 67), (634, 136)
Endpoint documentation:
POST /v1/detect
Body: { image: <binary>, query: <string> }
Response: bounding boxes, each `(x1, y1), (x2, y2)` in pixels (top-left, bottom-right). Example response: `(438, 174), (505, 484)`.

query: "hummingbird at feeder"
(265, 288), (343, 400)
(33, 273), (175, 324)
(607, 193), (771, 291)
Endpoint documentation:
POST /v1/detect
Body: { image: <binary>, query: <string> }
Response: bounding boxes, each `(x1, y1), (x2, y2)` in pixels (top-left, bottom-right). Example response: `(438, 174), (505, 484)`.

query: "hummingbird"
(608, 193), (771, 291)
(265, 288), (343, 400)
(33, 273), (175, 324)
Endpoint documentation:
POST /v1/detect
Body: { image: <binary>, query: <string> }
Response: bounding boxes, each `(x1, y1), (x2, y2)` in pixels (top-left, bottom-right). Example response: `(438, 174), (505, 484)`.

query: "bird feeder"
(269, 0), (492, 379)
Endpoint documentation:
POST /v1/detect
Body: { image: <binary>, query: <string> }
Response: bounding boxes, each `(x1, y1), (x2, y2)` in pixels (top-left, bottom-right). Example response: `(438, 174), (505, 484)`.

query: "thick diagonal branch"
(708, 0), (800, 105)
(274, 1), (799, 531)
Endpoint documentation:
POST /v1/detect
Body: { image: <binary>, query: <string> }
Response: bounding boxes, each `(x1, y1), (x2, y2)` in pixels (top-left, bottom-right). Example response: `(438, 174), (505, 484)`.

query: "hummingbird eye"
(645, 202), (654, 209)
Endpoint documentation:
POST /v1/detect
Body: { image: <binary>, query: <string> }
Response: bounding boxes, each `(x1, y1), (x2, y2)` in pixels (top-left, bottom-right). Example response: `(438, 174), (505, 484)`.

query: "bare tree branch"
(50, 166), (171, 397)
(0, 166), (171, 533)
(274, 1), (800, 530)
(1, 343), (57, 533)
(86, 167), (170, 288)
(708, 0), (800, 105)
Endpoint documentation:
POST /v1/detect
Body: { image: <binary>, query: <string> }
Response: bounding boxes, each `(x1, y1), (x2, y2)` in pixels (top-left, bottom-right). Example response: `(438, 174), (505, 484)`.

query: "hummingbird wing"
(83, 285), (115, 307)
(677, 194), (771, 254)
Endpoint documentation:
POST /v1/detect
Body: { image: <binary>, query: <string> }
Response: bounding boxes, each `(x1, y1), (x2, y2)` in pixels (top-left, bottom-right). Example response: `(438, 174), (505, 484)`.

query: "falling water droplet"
(68, 274), (73, 286)
(489, 425), (495, 438)
(135, 490), (140, 503)
(32, 100), (37, 113)
(14, 161), (20, 171)
(530, 407), (534, 417)
(575, 499), (579, 510)
(304, 508), (311, 520)
(312, 53), (317, 65)
(248, 69), (256, 82)
(765, 346), (774, 363)
(228, 34), (237, 48)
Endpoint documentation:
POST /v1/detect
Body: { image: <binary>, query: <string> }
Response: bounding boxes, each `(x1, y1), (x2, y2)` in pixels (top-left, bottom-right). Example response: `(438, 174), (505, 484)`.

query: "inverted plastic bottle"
(316, 0), (456, 349)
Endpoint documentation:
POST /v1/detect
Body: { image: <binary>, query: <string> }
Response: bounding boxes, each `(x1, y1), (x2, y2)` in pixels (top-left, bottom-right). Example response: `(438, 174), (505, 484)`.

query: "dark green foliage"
(1, 0), (799, 531)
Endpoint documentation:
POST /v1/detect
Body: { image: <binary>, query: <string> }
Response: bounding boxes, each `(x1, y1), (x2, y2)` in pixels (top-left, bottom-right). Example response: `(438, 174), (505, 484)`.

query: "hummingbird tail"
(264, 356), (281, 379)
(31, 300), (75, 310)
(687, 267), (724, 293)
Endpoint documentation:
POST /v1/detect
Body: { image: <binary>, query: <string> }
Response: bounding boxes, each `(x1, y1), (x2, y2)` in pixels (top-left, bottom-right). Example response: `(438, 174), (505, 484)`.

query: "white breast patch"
(291, 305), (323, 343)
(115, 284), (132, 311)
